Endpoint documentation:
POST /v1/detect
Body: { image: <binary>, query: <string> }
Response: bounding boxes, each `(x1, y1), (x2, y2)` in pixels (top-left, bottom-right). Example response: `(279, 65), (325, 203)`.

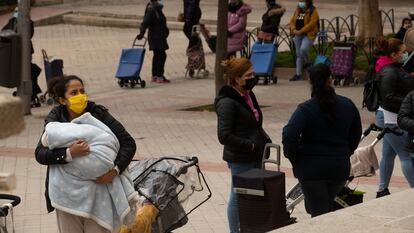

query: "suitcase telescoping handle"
(132, 36), (147, 48)
(261, 143), (281, 171)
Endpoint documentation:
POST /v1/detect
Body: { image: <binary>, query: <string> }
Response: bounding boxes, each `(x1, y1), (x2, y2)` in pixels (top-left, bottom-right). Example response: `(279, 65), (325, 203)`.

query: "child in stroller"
(185, 25), (209, 78)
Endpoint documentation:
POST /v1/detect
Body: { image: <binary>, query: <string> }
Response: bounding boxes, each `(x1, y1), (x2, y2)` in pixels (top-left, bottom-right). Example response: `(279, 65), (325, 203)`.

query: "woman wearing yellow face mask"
(35, 75), (137, 233)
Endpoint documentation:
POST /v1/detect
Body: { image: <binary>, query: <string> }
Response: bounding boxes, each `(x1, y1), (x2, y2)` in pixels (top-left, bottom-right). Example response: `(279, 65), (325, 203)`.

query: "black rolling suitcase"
(233, 143), (290, 233)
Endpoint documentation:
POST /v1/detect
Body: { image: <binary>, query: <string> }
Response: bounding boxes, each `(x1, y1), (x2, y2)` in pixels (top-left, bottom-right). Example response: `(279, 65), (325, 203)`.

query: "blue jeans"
(375, 111), (414, 190)
(299, 180), (346, 217)
(294, 35), (314, 76)
(227, 162), (261, 233)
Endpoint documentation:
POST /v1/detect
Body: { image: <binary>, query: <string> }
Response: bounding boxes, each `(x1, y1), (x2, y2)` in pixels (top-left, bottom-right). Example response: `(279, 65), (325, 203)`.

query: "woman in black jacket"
(35, 75), (136, 233)
(183, 0), (202, 41)
(374, 38), (414, 198)
(398, 91), (414, 170)
(137, 0), (170, 84)
(215, 58), (270, 233)
(257, 0), (285, 42)
(282, 64), (362, 217)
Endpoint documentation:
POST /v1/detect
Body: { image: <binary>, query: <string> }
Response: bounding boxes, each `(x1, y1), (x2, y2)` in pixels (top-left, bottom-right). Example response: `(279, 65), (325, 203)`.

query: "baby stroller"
(185, 25), (209, 79)
(285, 124), (403, 214)
(38, 49), (64, 106)
(0, 194), (21, 233)
(115, 35), (147, 88)
(129, 156), (212, 233)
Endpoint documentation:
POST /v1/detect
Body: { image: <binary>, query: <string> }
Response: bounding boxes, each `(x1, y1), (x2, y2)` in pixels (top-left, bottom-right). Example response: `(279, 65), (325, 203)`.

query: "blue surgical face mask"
(400, 52), (409, 64)
(13, 11), (18, 18)
(298, 2), (306, 9)
(158, 0), (164, 5)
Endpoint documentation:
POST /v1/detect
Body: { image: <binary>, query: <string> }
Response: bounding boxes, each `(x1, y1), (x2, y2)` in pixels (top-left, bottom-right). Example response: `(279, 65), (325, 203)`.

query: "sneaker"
(289, 75), (303, 81)
(376, 188), (390, 198)
(159, 76), (171, 83)
(151, 76), (158, 83)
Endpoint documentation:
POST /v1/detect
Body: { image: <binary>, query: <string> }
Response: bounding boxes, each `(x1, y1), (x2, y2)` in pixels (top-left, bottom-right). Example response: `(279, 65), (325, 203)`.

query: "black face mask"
(242, 77), (258, 91)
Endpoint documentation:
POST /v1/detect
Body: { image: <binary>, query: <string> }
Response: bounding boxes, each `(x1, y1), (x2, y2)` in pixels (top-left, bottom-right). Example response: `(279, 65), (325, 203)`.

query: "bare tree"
(358, 0), (382, 39)
(214, 0), (227, 97)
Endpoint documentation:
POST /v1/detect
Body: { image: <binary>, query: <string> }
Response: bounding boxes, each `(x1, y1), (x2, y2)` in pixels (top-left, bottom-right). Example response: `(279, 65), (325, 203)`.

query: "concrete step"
(62, 12), (261, 33)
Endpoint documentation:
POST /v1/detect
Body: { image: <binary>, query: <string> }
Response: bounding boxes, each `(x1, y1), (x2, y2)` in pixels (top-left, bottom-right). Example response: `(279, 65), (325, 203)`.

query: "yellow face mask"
(68, 94), (88, 114)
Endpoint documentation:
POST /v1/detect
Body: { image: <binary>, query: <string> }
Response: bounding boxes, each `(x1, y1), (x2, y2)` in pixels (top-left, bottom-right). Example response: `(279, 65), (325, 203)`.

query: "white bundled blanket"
(44, 113), (138, 232)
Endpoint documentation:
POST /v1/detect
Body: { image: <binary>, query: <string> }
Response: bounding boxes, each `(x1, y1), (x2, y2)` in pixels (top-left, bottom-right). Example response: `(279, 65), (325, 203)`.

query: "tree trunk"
(17, 0), (32, 115)
(358, 0), (382, 39)
(214, 0), (227, 97)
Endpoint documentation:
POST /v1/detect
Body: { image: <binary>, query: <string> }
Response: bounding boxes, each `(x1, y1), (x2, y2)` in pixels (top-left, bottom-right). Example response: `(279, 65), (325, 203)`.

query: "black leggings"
(152, 49), (167, 77)
(300, 180), (346, 217)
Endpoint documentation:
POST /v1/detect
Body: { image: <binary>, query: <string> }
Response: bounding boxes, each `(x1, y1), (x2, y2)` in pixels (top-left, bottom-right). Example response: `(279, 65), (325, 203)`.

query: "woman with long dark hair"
(282, 64), (362, 217)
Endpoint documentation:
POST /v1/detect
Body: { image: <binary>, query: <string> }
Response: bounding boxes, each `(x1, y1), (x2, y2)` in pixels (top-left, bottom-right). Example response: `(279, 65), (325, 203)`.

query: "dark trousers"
(299, 180), (346, 217)
(152, 49), (167, 77)
(183, 21), (198, 41)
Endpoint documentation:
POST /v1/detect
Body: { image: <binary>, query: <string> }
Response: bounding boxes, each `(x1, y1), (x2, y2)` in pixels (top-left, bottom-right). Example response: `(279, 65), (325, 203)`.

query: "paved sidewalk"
(0, 1), (413, 232)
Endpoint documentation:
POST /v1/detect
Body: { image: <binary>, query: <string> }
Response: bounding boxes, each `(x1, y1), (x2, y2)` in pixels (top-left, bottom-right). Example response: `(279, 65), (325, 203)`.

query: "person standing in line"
(215, 58), (271, 233)
(183, 0), (202, 42)
(35, 75), (137, 233)
(282, 64), (362, 217)
(374, 38), (414, 198)
(289, 0), (319, 81)
(227, 0), (252, 58)
(138, 0), (170, 84)
(257, 0), (285, 42)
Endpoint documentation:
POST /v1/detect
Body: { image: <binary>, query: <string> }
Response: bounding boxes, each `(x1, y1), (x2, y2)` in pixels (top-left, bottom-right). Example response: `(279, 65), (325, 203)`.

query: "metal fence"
(244, 9), (395, 66)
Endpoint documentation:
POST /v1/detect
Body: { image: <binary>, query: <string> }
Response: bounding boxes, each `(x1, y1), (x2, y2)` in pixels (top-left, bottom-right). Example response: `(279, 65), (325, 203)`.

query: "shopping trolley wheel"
(354, 78), (360, 86)
(46, 98), (54, 106)
(203, 69), (210, 78)
(39, 95), (46, 103)
(140, 80), (146, 88)
(263, 77), (269, 85)
(12, 91), (17, 97)
(118, 80), (125, 88)
(272, 75), (278, 85)
(130, 80), (136, 88)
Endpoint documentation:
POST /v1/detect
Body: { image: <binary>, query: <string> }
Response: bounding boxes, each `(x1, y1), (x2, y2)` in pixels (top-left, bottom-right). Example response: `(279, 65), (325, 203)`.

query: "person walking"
(215, 57), (271, 233)
(35, 75), (137, 233)
(227, 0), (252, 58)
(289, 0), (319, 81)
(183, 0), (202, 42)
(282, 64), (362, 217)
(257, 0), (285, 42)
(137, 0), (170, 83)
(375, 38), (414, 197)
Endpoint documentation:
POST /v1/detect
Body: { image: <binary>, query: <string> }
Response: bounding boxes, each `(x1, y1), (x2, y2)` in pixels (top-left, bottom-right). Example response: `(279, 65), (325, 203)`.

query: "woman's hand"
(250, 143), (255, 152)
(293, 30), (301, 36)
(96, 169), (118, 184)
(69, 139), (89, 158)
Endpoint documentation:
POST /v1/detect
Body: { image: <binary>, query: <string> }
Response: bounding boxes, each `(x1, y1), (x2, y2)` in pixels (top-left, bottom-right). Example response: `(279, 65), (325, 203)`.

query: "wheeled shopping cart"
(115, 36), (147, 88)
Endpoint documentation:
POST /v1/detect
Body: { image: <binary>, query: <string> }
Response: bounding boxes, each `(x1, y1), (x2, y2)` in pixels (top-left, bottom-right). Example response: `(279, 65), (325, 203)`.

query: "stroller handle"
(377, 127), (404, 140)
(0, 194), (21, 217)
(363, 123), (383, 137)
(176, 157), (199, 177)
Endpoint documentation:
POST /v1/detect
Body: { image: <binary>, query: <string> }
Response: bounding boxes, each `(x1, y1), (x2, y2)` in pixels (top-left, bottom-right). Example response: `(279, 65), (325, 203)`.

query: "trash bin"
(0, 30), (21, 88)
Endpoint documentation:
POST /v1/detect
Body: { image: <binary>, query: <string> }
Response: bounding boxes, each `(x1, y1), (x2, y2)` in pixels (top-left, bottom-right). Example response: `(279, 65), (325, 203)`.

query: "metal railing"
(244, 9), (395, 67)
